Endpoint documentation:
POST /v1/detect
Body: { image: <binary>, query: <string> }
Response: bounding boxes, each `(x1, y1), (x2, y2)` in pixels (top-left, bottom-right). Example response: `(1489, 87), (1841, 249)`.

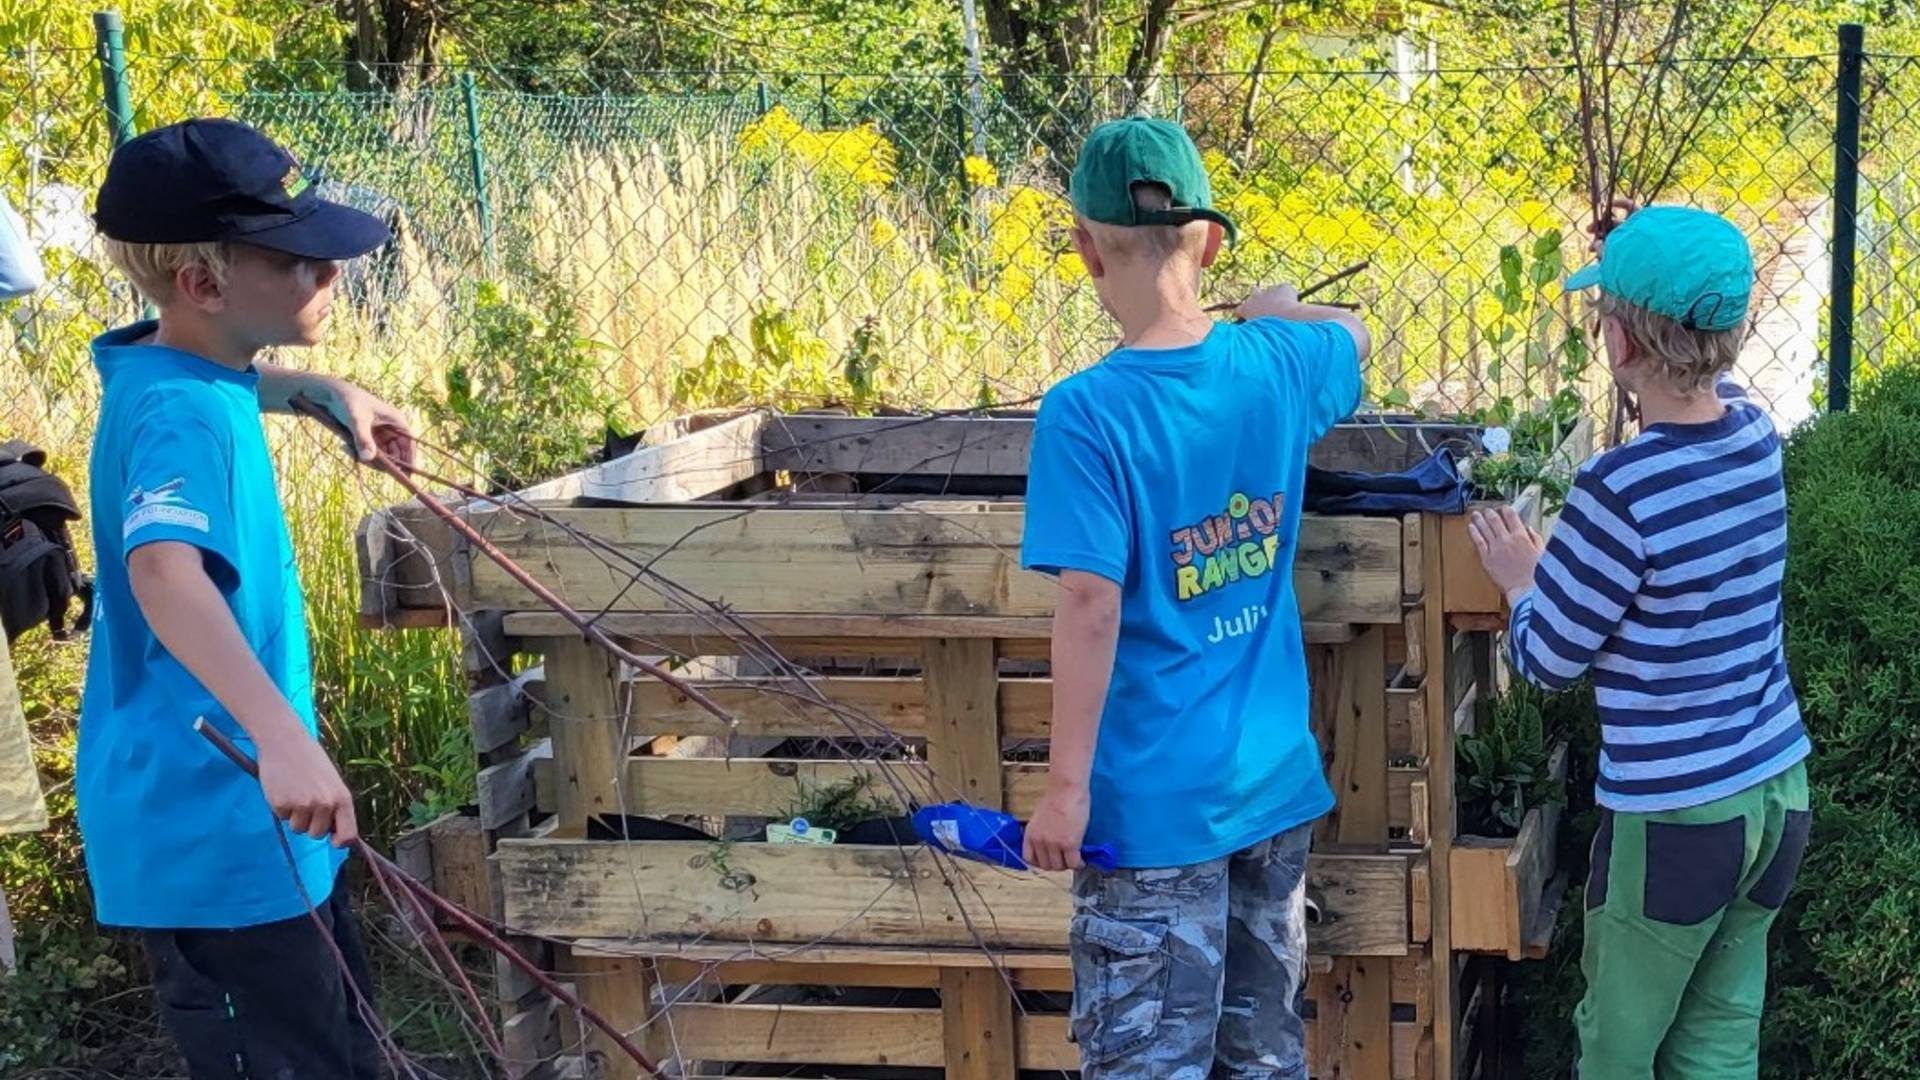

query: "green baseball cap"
(1069, 117), (1236, 243)
(1564, 205), (1753, 331)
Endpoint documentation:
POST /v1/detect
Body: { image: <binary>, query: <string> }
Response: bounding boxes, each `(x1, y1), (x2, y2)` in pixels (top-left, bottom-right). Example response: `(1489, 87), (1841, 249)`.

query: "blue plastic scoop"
(911, 801), (1119, 872)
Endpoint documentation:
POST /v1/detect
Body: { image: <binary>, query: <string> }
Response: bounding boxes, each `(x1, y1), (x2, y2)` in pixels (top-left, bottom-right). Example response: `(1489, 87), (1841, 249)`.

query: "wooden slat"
(570, 950), (660, 1080)
(1310, 958), (1393, 1079)
(518, 411), (766, 503)
(501, 998), (560, 1080)
(598, 675), (1050, 740)
(505, 611), (1055, 645)
(546, 640), (624, 835)
(1419, 513), (1457, 1076)
(532, 757), (1055, 819)
(922, 639), (1005, 811)
(1311, 627), (1389, 849)
(1401, 513), (1424, 598)
(1402, 604), (1427, 680)
(470, 675), (535, 754)
(762, 415), (1033, 479)
(572, 939), (1072, 973)
(670, 1002), (944, 1067)
(462, 508), (1403, 624)
(1386, 681), (1427, 761)
(1409, 856), (1431, 945)
(760, 415), (1483, 480)
(475, 741), (546, 830)
(497, 840), (1409, 954)
(943, 968), (1017, 1080)
(427, 814), (490, 915)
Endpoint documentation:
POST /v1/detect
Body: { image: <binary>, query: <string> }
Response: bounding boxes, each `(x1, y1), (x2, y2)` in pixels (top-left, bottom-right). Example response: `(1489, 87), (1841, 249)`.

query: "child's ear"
(1069, 225), (1105, 280)
(173, 262), (226, 314)
(1199, 222), (1224, 268)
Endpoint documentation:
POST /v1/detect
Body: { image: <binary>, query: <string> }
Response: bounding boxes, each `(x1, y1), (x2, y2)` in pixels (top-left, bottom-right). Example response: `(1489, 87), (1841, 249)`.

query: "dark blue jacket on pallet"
(1303, 447), (1471, 516)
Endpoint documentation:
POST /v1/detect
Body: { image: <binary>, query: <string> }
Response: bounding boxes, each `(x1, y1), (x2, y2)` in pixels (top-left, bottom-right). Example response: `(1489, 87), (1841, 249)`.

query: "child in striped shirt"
(1468, 204), (1811, 1080)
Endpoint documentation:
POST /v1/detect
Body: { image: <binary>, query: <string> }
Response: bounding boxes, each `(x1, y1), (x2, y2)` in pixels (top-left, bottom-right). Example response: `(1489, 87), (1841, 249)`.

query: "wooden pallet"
(366, 410), (1594, 1080)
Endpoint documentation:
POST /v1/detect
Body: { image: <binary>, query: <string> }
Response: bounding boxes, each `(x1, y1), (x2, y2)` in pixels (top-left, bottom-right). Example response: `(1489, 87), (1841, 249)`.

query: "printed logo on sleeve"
(123, 477), (210, 539)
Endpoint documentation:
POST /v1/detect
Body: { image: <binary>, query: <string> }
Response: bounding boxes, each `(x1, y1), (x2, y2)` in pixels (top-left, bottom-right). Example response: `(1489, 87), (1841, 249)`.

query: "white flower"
(1482, 426), (1512, 455)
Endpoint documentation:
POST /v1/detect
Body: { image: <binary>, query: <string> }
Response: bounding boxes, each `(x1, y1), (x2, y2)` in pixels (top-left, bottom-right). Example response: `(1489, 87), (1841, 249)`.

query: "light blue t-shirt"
(79, 321), (344, 929)
(1021, 318), (1363, 868)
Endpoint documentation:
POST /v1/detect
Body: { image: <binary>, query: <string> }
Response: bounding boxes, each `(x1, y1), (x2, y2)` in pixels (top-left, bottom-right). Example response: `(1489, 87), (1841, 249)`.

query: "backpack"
(0, 440), (92, 644)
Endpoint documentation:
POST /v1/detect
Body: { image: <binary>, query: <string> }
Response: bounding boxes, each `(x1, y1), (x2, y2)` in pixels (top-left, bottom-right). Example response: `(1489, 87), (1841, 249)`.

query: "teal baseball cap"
(1564, 206), (1753, 331)
(1070, 117), (1236, 243)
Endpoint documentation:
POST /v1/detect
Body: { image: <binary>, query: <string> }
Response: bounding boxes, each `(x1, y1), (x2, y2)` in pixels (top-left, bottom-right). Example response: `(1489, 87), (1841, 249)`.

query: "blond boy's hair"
(1597, 291), (1744, 395)
(101, 238), (230, 305)
(1078, 182), (1211, 264)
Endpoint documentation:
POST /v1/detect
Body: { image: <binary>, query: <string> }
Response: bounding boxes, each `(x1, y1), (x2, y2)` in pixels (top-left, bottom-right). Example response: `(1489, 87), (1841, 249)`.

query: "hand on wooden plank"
(1466, 506), (1545, 608)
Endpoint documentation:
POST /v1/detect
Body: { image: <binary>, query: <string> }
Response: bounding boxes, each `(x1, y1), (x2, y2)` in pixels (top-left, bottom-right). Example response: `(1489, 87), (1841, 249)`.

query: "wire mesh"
(1, 47), (1910, 477)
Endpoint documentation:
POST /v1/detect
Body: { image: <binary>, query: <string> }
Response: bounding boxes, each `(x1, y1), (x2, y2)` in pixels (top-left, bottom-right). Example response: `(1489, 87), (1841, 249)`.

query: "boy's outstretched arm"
(129, 541), (358, 846)
(1238, 283), (1374, 362)
(1470, 470), (1646, 689)
(1023, 570), (1120, 872)
(255, 365), (417, 472)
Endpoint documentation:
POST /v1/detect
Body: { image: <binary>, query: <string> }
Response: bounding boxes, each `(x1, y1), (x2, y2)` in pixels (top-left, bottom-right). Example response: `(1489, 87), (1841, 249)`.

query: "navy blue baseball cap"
(94, 118), (390, 259)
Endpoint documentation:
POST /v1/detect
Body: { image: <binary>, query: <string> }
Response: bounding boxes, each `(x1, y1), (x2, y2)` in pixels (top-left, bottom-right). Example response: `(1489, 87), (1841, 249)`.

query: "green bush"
(1762, 363), (1920, 1078)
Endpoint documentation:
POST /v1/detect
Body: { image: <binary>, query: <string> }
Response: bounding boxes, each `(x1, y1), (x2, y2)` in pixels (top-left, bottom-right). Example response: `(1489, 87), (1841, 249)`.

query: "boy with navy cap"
(1470, 204), (1811, 1078)
(1018, 117), (1371, 1077)
(82, 117), (412, 1078)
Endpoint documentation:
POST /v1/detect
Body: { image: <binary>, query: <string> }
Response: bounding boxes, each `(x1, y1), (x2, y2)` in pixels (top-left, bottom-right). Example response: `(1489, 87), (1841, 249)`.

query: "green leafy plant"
(1456, 680), (1565, 838)
(421, 275), (623, 493)
(779, 773), (900, 834)
(676, 304), (888, 413)
(1760, 362), (1920, 1078)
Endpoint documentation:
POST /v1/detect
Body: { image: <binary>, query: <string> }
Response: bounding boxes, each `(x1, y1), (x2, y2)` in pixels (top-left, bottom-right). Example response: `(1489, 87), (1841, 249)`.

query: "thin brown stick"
(192, 719), (667, 1079)
(1205, 259), (1371, 313)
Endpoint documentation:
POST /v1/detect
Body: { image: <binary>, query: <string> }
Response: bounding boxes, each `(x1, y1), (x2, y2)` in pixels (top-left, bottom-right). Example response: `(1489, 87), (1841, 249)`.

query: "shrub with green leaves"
(1761, 363), (1920, 1077)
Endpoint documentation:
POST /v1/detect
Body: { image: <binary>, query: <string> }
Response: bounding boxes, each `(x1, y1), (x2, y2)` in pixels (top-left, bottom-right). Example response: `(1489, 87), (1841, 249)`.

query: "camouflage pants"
(1068, 823), (1313, 1080)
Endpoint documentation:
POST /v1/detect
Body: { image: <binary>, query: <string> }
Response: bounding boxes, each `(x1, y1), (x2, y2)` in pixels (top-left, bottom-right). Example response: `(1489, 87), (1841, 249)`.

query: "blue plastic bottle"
(911, 802), (1119, 871)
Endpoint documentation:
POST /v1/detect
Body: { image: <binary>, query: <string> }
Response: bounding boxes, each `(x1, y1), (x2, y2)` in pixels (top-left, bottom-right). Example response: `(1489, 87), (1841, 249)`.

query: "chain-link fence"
(6, 30), (1920, 478)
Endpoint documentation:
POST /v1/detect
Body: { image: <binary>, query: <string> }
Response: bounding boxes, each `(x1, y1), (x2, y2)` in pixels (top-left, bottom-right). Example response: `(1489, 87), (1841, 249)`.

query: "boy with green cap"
(1018, 116), (1372, 1078)
(1470, 203), (1811, 1078)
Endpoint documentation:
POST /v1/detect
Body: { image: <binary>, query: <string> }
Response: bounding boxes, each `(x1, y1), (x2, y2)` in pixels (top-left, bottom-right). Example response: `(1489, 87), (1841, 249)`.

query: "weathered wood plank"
(1310, 958), (1393, 1080)
(475, 741), (546, 830)
(671, 1001), (945, 1067)
(496, 841), (1409, 955)
(1420, 512), (1457, 1074)
(1311, 627), (1389, 850)
(545, 640), (624, 835)
(569, 949), (660, 1080)
(532, 757), (1056, 820)
(761, 415), (1032, 480)
(519, 412), (766, 504)
(758, 415), (1484, 479)
(1401, 513), (1425, 599)
(922, 639), (1004, 811)
(942, 968), (1018, 1080)
(427, 814), (490, 916)
(461, 508), (1403, 624)
(1386, 681), (1427, 761)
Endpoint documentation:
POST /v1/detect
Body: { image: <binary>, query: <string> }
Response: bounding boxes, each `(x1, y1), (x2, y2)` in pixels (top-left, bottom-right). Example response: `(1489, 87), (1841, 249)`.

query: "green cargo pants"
(1574, 761), (1810, 1080)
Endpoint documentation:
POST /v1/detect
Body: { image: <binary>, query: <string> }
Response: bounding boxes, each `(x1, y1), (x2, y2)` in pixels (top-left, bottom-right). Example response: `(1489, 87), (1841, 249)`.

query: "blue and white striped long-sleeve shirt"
(1509, 381), (1810, 813)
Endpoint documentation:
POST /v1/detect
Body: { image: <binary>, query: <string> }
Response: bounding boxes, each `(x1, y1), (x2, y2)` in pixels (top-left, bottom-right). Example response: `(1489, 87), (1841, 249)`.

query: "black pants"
(145, 877), (381, 1080)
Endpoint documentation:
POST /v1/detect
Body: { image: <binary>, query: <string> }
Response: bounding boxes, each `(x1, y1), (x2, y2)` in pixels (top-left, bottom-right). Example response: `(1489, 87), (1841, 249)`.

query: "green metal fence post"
(757, 77), (771, 115)
(460, 71), (496, 277)
(1830, 22), (1864, 413)
(93, 11), (149, 318)
(92, 11), (136, 150)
